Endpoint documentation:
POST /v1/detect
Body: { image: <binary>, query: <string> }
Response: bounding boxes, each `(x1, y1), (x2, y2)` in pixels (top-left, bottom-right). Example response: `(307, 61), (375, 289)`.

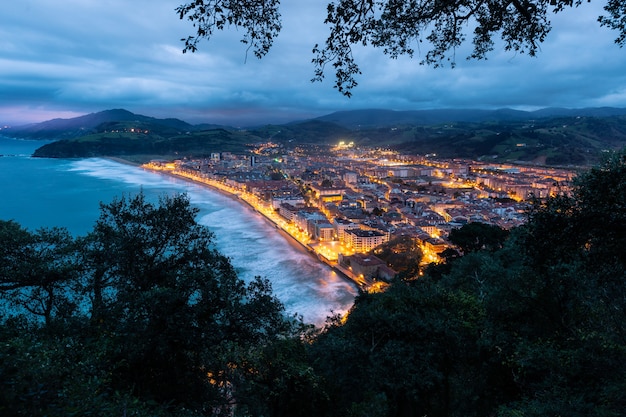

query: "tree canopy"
(177, 0), (626, 95)
(2, 151), (626, 416)
(448, 221), (509, 254)
(307, 150), (626, 416)
(0, 193), (305, 416)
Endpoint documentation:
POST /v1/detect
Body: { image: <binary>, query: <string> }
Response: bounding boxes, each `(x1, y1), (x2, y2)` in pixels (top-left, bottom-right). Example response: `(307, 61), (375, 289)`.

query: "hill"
(3, 109), (225, 140)
(6, 107), (626, 166)
(347, 115), (626, 166)
(315, 107), (626, 129)
(249, 120), (352, 144)
(32, 127), (262, 161)
(25, 111), (353, 160)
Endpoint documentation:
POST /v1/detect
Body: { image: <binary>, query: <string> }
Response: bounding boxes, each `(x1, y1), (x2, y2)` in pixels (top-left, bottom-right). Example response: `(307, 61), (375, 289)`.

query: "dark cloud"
(1, 0), (624, 126)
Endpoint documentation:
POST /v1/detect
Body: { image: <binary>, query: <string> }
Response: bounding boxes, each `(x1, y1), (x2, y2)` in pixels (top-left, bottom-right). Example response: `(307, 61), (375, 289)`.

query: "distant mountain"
(7, 107), (626, 139)
(528, 107), (626, 118)
(6, 107), (626, 166)
(250, 120), (351, 144)
(346, 113), (626, 166)
(316, 107), (626, 129)
(3, 109), (225, 140)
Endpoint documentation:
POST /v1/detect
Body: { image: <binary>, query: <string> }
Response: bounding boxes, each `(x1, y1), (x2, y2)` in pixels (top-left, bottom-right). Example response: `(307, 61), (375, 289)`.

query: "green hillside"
(350, 116), (626, 166)
(16, 109), (626, 166)
(32, 124), (261, 161)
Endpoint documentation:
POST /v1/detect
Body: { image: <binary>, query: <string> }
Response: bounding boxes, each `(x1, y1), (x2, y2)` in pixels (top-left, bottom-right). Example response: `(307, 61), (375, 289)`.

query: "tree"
(0, 220), (36, 293)
(0, 222), (80, 327)
(0, 193), (306, 416)
(309, 278), (489, 417)
(448, 222), (510, 254)
(439, 151), (626, 416)
(517, 149), (626, 349)
(177, 0), (626, 96)
(371, 234), (422, 277)
(81, 192), (298, 412)
(233, 332), (330, 417)
(371, 206), (385, 216)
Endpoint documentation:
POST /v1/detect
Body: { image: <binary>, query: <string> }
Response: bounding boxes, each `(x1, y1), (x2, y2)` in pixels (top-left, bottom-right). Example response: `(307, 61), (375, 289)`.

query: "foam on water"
(68, 159), (187, 191)
(66, 158), (358, 325)
(0, 141), (357, 325)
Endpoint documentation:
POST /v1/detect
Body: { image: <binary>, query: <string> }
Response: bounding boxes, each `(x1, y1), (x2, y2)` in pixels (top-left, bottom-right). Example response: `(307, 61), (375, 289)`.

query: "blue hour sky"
(1, 1), (625, 127)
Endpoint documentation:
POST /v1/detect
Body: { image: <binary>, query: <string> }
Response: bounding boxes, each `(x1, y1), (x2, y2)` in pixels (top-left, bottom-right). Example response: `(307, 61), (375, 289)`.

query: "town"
(144, 140), (576, 290)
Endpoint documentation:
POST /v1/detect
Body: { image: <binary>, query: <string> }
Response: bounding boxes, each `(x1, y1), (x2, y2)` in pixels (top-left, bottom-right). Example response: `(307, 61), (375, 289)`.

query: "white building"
(345, 229), (388, 253)
(333, 218), (360, 241)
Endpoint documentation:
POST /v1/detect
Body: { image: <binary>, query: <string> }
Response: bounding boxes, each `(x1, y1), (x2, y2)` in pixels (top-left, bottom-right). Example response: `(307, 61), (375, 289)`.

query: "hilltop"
(314, 107), (626, 129)
(3, 109), (232, 140)
(4, 107), (626, 166)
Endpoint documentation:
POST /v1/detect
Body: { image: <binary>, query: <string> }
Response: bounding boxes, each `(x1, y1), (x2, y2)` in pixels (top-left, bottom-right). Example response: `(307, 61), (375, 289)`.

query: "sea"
(0, 137), (357, 326)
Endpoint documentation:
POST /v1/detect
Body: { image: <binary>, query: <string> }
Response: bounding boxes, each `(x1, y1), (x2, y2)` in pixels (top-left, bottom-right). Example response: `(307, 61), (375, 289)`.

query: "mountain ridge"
(314, 107), (626, 129)
(5, 107), (626, 138)
(2, 109), (226, 140)
(5, 107), (626, 166)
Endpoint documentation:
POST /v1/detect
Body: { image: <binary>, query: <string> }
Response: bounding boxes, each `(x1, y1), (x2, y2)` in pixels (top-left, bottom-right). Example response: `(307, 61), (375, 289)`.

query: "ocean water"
(0, 137), (357, 325)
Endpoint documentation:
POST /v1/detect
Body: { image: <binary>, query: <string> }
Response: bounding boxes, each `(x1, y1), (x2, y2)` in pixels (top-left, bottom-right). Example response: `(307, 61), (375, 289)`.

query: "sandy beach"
(104, 156), (143, 167)
(103, 156), (363, 288)
(133, 161), (319, 260)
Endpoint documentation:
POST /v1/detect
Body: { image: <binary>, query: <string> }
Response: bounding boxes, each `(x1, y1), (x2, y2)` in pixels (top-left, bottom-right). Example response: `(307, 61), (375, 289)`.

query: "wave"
(67, 158), (357, 325)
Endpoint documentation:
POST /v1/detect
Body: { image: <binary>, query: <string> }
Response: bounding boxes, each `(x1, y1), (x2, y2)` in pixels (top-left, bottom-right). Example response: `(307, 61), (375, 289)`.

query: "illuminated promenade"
(142, 162), (375, 290)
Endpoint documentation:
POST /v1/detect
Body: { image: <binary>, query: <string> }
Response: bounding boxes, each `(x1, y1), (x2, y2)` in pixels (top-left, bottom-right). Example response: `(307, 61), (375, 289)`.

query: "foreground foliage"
(177, 0), (626, 95)
(1, 150), (626, 416)
(0, 193), (304, 416)
(306, 151), (626, 417)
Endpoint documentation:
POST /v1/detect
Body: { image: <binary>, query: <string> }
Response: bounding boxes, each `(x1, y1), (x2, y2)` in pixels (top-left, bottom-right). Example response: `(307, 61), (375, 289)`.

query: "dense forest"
(1, 151), (625, 417)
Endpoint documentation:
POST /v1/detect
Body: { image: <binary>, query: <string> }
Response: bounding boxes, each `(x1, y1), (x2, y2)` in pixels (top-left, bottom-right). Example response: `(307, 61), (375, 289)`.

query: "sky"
(1, 0), (625, 127)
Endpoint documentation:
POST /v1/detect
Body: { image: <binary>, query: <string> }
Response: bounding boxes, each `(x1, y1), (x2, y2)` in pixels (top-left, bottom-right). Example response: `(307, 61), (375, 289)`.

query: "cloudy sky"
(1, 0), (625, 126)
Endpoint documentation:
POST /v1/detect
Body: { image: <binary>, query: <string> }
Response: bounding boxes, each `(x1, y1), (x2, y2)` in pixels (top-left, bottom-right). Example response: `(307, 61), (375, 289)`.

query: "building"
(293, 208), (323, 230)
(333, 218), (360, 241)
(339, 253), (397, 281)
(315, 221), (335, 241)
(309, 183), (347, 205)
(272, 196), (305, 209)
(345, 229), (388, 253)
(343, 171), (358, 184)
(278, 203), (299, 222)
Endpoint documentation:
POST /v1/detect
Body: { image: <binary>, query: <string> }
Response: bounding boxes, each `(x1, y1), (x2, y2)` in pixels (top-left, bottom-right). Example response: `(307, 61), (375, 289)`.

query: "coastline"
(104, 157), (252, 220)
(133, 161), (326, 264)
(175, 171), (319, 259)
(129, 160), (363, 289)
(104, 156), (142, 167)
(0, 146), (357, 325)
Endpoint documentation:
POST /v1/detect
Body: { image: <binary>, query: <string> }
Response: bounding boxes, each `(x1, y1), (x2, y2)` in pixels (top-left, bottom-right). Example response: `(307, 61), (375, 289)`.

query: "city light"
(142, 143), (575, 293)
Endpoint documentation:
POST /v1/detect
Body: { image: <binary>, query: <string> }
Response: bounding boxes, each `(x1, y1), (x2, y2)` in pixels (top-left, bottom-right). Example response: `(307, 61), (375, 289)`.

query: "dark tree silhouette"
(448, 222), (510, 254)
(177, 0), (626, 95)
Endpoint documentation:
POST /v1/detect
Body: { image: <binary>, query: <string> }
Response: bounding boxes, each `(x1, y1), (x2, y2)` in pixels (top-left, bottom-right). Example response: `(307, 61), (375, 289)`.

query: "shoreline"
(104, 156), (142, 167)
(105, 157), (254, 220)
(133, 162), (362, 289)
(139, 164), (333, 267)
(0, 146), (357, 325)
